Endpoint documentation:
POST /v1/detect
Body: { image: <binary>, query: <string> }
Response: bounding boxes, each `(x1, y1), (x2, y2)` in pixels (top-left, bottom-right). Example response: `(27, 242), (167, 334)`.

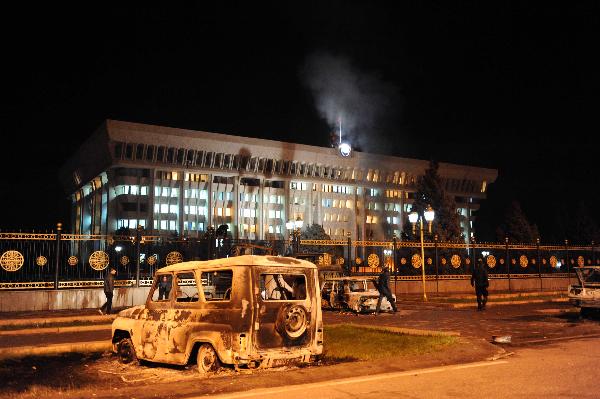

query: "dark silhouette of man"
(99, 268), (116, 314)
(375, 266), (397, 314)
(158, 275), (171, 300)
(471, 258), (489, 310)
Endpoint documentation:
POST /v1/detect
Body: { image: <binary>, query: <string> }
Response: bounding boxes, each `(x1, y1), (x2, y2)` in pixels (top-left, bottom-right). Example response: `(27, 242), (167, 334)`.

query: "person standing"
(471, 259), (489, 310)
(375, 266), (398, 314)
(158, 275), (171, 300)
(99, 267), (117, 315)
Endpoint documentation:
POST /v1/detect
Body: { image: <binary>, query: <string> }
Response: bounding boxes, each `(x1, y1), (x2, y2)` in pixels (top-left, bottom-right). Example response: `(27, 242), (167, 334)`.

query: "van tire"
(276, 304), (309, 340)
(117, 338), (138, 364)
(197, 344), (220, 374)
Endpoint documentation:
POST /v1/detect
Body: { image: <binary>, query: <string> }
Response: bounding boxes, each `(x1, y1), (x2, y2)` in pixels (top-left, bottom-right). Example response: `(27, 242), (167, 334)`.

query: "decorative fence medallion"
(486, 255), (496, 268)
(36, 256), (48, 267)
(317, 253), (332, 266)
(531, 258), (536, 265)
(577, 256), (584, 267)
(411, 254), (421, 268)
(120, 256), (130, 266)
(400, 257), (407, 265)
(511, 258), (516, 265)
(441, 257), (447, 266)
(1, 250), (24, 272)
(499, 258), (505, 265)
(367, 253), (379, 268)
(519, 255), (528, 268)
(542, 258), (547, 265)
(427, 257), (432, 265)
(465, 258), (471, 265)
(355, 257), (362, 265)
(550, 256), (557, 268)
(147, 255), (157, 266)
(336, 257), (344, 265)
(450, 254), (461, 268)
(89, 251), (109, 271)
(165, 251), (183, 266)
(68, 256), (78, 266)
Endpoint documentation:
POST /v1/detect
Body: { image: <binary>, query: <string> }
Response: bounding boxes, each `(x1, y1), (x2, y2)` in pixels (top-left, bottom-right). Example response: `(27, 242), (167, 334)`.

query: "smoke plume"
(301, 51), (399, 153)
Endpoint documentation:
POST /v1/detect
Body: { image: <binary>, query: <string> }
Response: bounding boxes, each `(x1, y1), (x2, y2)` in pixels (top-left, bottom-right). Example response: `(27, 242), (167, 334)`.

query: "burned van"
(111, 255), (323, 373)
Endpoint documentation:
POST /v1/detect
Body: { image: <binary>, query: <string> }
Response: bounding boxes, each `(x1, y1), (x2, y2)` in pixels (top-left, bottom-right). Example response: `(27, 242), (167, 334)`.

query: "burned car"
(111, 255), (323, 373)
(568, 266), (600, 316)
(321, 276), (396, 313)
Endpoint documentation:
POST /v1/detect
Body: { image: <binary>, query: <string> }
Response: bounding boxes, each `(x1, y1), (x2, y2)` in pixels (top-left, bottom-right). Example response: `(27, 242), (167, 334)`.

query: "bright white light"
(286, 221), (294, 230)
(556, 261), (562, 268)
(481, 251), (490, 257)
(424, 206), (435, 222)
(408, 211), (419, 224)
(115, 246), (123, 252)
(384, 249), (392, 256)
(339, 142), (352, 157)
(296, 219), (304, 229)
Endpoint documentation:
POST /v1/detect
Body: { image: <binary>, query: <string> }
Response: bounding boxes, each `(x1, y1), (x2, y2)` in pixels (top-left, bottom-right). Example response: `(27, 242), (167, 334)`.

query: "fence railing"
(0, 229), (596, 290)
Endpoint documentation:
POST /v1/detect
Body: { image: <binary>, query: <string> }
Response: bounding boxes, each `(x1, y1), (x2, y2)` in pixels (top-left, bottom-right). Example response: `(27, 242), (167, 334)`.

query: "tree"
(409, 160), (463, 242)
(496, 201), (539, 243)
(299, 224), (341, 256)
(565, 201), (600, 244)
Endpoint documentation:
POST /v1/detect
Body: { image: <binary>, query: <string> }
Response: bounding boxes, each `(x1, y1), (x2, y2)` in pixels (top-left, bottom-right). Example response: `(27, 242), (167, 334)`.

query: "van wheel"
(117, 338), (138, 364)
(197, 344), (220, 374)
(276, 304), (309, 340)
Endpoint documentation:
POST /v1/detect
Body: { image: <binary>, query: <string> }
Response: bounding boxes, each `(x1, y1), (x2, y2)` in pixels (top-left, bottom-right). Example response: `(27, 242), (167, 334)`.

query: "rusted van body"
(111, 255), (323, 372)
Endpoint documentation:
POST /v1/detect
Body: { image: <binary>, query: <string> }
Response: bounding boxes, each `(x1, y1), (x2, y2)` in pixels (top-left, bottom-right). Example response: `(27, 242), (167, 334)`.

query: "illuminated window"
(160, 220), (167, 230)
(169, 221), (176, 231)
(225, 208), (232, 217)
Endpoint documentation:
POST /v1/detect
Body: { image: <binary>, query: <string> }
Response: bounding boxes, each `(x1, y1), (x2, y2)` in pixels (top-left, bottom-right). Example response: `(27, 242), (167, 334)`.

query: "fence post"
(393, 234), (397, 295)
(434, 234), (439, 295)
(346, 232), (352, 276)
(505, 237), (511, 293)
(592, 240), (595, 266)
(135, 225), (143, 288)
(565, 239), (569, 283)
(536, 237), (542, 291)
(54, 222), (62, 290)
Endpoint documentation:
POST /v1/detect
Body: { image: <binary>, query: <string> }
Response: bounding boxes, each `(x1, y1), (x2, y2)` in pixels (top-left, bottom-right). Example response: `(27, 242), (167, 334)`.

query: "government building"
(59, 120), (497, 242)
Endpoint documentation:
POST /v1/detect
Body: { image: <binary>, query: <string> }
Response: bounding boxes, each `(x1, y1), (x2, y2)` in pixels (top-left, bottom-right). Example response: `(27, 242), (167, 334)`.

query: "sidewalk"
(399, 290), (568, 308)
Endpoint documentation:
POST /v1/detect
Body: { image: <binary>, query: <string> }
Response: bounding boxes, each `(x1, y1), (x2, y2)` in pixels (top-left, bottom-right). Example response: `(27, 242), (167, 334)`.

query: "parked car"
(111, 255), (323, 373)
(568, 266), (600, 316)
(321, 276), (396, 313)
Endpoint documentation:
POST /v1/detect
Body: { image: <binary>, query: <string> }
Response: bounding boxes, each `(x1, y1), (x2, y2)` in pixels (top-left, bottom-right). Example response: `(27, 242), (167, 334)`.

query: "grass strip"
(429, 295), (565, 303)
(323, 324), (457, 362)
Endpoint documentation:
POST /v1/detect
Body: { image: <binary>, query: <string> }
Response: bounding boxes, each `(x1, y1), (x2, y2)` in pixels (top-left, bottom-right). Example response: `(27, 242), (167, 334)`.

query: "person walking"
(471, 258), (489, 310)
(99, 267), (117, 314)
(375, 266), (398, 314)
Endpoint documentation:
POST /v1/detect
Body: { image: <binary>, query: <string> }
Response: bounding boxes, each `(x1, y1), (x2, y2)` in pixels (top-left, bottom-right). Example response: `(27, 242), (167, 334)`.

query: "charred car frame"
(111, 255), (323, 373)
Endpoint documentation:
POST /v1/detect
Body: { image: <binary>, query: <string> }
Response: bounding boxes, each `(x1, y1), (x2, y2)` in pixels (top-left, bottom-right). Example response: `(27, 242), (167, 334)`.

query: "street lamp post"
(409, 205), (435, 301)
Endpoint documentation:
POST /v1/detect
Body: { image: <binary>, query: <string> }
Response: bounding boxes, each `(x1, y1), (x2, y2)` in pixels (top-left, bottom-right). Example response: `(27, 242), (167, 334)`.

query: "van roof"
(156, 255), (317, 273)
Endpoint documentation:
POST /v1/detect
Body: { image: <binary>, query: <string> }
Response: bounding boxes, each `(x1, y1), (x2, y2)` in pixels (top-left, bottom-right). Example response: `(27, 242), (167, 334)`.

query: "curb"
(0, 340), (112, 360)
(449, 298), (569, 308)
(0, 324), (112, 336)
(0, 314), (116, 328)
(328, 323), (460, 337)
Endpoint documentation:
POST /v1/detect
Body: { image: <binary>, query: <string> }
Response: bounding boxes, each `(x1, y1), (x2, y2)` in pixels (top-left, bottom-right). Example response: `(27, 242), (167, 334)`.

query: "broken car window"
(175, 272), (200, 302)
(200, 270), (233, 301)
(260, 274), (306, 300)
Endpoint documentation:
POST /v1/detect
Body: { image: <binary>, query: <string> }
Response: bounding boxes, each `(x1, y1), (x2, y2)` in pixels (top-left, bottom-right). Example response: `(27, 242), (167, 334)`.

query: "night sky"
(2, 2), (600, 241)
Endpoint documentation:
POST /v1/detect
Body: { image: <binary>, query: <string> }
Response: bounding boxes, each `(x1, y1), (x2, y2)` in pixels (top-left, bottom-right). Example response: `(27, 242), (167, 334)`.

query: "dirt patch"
(0, 337), (500, 399)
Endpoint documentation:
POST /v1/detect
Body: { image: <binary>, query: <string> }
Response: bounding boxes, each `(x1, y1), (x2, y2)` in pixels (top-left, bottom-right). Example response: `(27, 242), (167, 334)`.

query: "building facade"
(59, 120), (498, 241)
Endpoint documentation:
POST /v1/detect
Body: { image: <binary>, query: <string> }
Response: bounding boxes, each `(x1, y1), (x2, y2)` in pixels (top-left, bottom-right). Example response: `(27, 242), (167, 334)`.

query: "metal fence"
(0, 229), (597, 290)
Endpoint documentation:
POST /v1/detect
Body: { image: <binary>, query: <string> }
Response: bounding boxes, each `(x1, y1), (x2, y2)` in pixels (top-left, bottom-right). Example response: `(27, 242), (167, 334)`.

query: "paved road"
(207, 337), (599, 399)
